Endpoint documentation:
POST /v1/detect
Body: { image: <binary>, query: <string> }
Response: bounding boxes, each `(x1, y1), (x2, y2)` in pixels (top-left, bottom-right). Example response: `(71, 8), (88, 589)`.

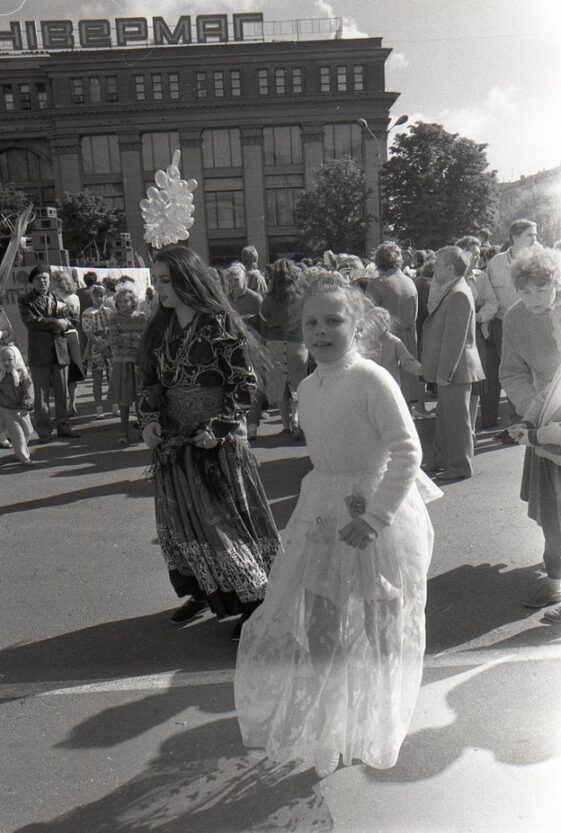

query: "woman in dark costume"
(138, 246), (280, 640)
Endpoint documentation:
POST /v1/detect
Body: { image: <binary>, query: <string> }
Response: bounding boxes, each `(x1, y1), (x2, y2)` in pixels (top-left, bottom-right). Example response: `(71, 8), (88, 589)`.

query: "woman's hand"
(142, 421), (162, 449)
(338, 517), (378, 550)
(508, 423), (529, 441)
(192, 428), (219, 450)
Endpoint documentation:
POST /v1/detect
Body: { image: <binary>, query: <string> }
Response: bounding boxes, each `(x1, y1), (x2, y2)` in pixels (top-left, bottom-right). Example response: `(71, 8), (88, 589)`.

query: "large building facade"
(0, 16), (399, 265)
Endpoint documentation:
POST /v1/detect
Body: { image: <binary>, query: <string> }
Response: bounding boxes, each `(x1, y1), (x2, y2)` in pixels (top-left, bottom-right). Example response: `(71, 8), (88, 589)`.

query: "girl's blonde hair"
(357, 306), (392, 357)
(301, 270), (372, 324)
(114, 287), (138, 312)
(0, 344), (27, 375)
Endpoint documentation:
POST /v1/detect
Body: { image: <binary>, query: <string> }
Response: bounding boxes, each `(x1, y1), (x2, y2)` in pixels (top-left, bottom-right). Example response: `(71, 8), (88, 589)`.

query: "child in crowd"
(236, 271), (440, 778)
(107, 287), (145, 445)
(358, 304), (422, 389)
(0, 345), (34, 466)
(82, 283), (114, 419)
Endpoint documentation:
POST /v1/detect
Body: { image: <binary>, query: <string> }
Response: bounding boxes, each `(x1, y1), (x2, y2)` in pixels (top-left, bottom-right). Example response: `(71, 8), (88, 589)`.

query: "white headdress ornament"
(140, 150), (198, 250)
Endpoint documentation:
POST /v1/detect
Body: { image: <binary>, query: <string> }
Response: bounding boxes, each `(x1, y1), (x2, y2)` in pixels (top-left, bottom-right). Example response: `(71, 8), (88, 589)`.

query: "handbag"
(54, 334), (70, 366)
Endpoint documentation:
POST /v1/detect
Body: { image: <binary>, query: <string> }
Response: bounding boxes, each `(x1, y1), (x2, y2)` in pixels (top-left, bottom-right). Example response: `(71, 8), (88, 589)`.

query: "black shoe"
(57, 426), (82, 438)
(170, 599), (208, 625)
(230, 614), (249, 642)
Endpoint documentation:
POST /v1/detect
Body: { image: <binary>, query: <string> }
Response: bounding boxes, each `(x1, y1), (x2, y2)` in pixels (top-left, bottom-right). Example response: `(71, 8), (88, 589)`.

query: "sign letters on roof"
(0, 13), (263, 51)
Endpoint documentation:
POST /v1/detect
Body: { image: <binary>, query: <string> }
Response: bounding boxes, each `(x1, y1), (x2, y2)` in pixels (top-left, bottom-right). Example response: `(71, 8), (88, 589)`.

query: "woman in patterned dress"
(138, 246), (281, 639)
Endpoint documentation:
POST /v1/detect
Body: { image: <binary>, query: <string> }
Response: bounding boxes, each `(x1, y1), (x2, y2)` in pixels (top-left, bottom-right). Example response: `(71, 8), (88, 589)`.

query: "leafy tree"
(296, 156), (370, 255)
(57, 190), (125, 259)
(0, 185), (30, 234)
(381, 122), (498, 249)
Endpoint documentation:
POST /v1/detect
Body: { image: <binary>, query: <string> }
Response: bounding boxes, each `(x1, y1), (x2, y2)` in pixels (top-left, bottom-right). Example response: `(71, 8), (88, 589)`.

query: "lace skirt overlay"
(235, 469), (433, 769)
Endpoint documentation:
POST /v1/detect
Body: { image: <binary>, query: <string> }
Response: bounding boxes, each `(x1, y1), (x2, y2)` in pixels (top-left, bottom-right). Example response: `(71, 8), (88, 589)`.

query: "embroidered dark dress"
(138, 311), (280, 619)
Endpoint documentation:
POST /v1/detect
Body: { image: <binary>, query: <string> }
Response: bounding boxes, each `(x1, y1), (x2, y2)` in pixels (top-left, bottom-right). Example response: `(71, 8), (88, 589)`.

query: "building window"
(258, 69), (268, 95)
(196, 72), (207, 99)
(89, 77), (101, 104)
(169, 73), (179, 100)
(292, 68), (302, 94)
(275, 68), (286, 95)
(134, 75), (146, 101)
(213, 71), (225, 98)
(36, 82), (48, 109)
(206, 190), (245, 230)
(19, 84), (31, 109)
(323, 123), (362, 163)
(353, 65), (364, 91)
(106, 76), (118, 102)
(151, 74), (163, 101)
(71, 78), (84, 104)
(142, 131), (180, 171)
(266, 188), (303, 227)
(202, 129), (242, 168)
(263, 126), (303, 166)
(320, 66), (330, 92)
(0, 148), (55, 206)
(230, 70), (241, 97)
(337, 66), (348, 92)
(85, 183), (125, 211)
(2, 84), (14, 111)
(81, 135), (121, 175)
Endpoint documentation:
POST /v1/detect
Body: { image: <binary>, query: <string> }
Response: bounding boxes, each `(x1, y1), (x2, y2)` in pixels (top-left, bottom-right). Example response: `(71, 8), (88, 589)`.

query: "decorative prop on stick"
(0, 204), (34, 292)
(140, 150), (197, 250)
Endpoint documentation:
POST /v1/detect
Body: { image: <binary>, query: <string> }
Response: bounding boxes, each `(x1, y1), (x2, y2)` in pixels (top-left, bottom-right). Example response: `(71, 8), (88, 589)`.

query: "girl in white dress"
(235, 271), (440, 778)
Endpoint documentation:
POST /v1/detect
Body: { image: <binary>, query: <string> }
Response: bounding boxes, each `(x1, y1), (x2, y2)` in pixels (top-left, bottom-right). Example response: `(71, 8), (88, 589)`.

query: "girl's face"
(91, 289), (105, 308)
(151, 260), (184, 310)
(303, 291), (357, 364)
(0, 350), (16, 371)
(116, 293), (135, 314)
(517, 281), (557, 315)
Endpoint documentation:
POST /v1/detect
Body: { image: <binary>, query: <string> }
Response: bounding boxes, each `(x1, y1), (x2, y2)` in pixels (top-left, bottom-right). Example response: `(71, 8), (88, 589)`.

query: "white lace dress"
(235, 350), (440, 770)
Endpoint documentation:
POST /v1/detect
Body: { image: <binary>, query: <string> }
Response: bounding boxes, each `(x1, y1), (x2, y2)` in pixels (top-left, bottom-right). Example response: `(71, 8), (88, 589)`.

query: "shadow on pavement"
(366, 656), (561, 784)
(15, 716), (333, 833)
(0, 612), (238, 686)
(426, 561), (546, 653)
(0, 474), (152, 515)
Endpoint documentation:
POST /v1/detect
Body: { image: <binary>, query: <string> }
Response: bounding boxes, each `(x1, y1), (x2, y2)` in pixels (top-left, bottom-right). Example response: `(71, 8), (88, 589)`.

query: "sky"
(2, 0), (560, 182)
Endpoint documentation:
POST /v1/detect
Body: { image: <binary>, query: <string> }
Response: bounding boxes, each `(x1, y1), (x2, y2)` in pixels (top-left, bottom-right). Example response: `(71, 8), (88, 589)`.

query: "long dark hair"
(139, 245), (268, 381)
(267, 258), (302, 301)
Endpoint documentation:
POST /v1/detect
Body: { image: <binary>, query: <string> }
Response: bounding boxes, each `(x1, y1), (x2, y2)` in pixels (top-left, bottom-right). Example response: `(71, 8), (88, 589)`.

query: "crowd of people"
(2, 220), (561, 780)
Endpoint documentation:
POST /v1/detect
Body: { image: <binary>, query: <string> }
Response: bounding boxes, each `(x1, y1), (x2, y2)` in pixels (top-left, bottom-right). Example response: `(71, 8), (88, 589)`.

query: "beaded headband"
(140, 150), (198, 250)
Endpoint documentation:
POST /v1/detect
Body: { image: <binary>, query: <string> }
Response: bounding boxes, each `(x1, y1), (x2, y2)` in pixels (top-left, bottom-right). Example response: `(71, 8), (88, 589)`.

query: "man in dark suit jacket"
(18, 266), (80, 442)
(421, 246), (485, 480)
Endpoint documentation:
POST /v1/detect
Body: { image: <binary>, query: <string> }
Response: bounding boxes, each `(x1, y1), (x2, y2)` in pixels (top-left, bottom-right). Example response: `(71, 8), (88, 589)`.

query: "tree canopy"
(296, 156), (370, 255)
(0, 185), (31, 234)
(57, 190), (125, 259)
(381, 122), (498, 249)
(499, 185), (561, 247)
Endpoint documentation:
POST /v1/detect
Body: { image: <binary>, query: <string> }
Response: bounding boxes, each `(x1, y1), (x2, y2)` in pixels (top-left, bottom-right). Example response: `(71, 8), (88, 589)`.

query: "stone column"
(50, 135), (81, 198)
(364, 130), (386, 253)
(118, 133), (145, 256)
(302, 125), (324, 191)
(241, 127), (267, 265)
(179, 129), (208, 262)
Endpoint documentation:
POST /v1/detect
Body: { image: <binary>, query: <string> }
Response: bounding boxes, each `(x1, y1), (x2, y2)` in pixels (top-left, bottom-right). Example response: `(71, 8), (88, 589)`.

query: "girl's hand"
(142, 421), (162, 449)
(192, 428), (219, 450)
(338, 517), (378, 550)
(514, 428), (531, 446)
(508, 423), (528, 441)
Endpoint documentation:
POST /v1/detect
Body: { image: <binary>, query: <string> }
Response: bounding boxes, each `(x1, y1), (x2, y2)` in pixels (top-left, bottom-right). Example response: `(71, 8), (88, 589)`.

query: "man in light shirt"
(481, 219), (539, 439)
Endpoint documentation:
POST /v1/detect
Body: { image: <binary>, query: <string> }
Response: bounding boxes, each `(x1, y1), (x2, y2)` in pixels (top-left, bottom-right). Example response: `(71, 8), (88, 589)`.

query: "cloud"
(387, 51), (408, 70)
(315, 0), (368, 38)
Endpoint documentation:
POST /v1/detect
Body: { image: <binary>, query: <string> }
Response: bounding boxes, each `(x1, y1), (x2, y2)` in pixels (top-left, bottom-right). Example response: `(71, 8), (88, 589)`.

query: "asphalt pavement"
(1, 384), (561, 833)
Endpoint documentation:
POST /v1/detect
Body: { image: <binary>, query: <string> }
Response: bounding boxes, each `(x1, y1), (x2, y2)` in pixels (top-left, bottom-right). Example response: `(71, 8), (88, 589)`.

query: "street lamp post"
(358, 115), (408, 250)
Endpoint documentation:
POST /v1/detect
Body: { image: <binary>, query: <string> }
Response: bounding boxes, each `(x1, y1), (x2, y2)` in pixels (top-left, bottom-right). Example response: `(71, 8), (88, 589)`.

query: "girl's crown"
(140, 150), (198, 250)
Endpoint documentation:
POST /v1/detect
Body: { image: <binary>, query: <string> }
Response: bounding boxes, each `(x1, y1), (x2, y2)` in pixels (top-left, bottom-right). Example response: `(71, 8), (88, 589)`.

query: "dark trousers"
(433, 382), (473, 477)
(30, 363), (68, 440)
(480, 318), (517, 428)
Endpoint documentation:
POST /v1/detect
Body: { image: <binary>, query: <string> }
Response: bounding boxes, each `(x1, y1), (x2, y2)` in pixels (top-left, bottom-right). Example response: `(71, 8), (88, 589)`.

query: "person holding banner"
(17, 266), (81, 442)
